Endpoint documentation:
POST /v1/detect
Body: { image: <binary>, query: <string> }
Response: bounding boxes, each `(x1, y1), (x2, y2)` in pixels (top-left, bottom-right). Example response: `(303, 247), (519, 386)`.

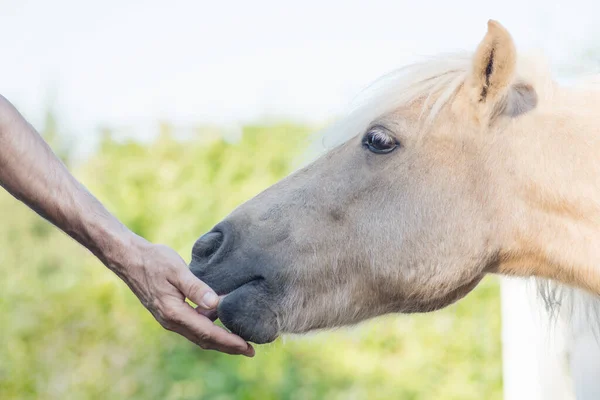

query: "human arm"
(0, 95), (253, 356)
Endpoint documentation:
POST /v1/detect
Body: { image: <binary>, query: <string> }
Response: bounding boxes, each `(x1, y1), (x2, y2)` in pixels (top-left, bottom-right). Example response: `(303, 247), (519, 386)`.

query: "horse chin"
(405, 274), (485, 313)
(217, 279), (279, 344)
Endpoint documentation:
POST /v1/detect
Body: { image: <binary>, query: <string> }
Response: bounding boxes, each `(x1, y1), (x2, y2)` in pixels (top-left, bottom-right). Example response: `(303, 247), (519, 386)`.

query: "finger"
(177, 327), (255, 357)
(196, 306), (218, 321)
(177, 302), (255, 357)
(176, 268), (219, 310)
(196, 294), (228, 321)
(194, 308), (254, 355)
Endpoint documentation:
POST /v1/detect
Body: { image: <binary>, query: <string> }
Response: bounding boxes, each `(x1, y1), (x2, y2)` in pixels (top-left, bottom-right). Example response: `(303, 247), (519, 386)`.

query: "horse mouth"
(189, 263), (278, 344)
(216, 277), (280, 344)
(189, 222), (285, 343)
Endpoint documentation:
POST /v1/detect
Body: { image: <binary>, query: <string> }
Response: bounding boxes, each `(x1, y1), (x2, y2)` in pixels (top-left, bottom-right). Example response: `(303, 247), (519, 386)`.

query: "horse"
(190, 20), (600, 345)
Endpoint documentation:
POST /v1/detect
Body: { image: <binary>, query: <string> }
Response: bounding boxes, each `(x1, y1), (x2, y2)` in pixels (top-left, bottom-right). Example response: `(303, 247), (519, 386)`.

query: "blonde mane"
(321, 52), (471, 149)
(321, 50), (556, 149)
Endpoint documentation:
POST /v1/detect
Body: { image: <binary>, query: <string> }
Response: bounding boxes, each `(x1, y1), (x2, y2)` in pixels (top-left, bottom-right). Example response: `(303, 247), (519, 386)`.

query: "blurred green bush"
(0, 122), (502, 399)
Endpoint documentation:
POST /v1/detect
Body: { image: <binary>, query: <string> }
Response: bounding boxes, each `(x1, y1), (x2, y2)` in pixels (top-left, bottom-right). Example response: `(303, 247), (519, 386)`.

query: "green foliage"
(0, 122), (502, 399)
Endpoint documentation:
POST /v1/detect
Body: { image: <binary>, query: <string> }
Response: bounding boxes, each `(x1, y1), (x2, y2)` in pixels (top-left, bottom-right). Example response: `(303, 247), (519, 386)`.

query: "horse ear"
(468, 20), (520, 117)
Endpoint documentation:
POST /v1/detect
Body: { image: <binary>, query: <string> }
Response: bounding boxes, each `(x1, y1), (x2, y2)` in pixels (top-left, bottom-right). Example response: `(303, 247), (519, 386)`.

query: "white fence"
(501, 278), (600, 400)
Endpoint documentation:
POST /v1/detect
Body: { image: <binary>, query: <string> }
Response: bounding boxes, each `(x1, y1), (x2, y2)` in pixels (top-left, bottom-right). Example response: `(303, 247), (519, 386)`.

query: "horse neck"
(494, 85), (600, 296)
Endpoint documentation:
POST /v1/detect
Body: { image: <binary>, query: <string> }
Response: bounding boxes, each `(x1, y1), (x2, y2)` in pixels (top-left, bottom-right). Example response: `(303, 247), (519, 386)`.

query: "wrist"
(85, 217), (149, 274)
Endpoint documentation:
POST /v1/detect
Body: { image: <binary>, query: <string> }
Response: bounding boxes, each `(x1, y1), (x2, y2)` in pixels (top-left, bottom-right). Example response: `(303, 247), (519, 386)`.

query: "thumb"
(177, 268), (219, 310)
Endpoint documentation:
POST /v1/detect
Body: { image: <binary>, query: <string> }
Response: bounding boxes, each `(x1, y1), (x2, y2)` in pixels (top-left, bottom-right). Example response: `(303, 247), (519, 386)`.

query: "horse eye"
(363, 126), (399, 154)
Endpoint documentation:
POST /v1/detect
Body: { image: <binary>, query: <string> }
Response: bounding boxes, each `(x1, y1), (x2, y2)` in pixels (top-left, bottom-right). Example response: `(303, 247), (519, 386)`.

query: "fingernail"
(201, 292), (218, 308)
(244, 345), (256, 357)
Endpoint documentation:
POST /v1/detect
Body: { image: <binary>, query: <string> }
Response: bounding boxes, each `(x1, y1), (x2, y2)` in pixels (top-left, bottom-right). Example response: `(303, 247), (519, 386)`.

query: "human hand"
(117, 240), (255, 356)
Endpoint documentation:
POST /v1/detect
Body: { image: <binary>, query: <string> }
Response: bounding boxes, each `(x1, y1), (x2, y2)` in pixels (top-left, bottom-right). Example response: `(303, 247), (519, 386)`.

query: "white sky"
(2, 0), (600, 153)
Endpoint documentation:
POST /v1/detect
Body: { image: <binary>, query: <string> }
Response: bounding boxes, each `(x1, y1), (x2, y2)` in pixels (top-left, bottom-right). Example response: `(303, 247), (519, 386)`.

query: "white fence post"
(567, 298), (600, 399)
(500, 278), (574, 400)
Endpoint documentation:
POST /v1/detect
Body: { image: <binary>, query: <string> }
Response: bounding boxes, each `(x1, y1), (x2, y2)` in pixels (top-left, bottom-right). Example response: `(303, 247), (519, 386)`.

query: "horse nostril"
(192, 231), (224, 262)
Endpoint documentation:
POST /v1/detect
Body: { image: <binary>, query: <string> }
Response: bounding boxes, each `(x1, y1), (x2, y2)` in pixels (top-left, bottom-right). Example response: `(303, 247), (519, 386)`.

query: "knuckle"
(198, 342), (214, 351)
(162, 307), (181, 325)
(197, 331), (213, 343)
(167, 261), (181, 275)
(150, 298), (162, 312)
(161, 321), (176, 332)
(187, 281), (208, 301)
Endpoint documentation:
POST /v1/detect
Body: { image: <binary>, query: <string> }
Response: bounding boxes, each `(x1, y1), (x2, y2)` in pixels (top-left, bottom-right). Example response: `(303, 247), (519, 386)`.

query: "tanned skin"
(0, 95), (254, 357)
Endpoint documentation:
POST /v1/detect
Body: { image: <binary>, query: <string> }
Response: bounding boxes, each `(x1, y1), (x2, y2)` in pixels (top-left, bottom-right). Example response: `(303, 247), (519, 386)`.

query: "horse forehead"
(383, 96), (461, 137)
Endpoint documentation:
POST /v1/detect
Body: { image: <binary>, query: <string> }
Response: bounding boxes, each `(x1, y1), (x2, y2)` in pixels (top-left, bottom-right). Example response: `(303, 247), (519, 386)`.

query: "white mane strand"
(321, 52), (471, 149)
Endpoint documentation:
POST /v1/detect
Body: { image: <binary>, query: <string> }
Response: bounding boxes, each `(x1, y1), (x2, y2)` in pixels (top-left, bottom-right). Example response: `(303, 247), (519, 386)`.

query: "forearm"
(0, 96), (253, 355)
(0, 95), (142, 272)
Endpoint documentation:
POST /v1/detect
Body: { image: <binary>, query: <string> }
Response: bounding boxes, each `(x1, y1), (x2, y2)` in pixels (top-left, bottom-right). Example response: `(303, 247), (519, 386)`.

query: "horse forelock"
(320, 50), (556, 150)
